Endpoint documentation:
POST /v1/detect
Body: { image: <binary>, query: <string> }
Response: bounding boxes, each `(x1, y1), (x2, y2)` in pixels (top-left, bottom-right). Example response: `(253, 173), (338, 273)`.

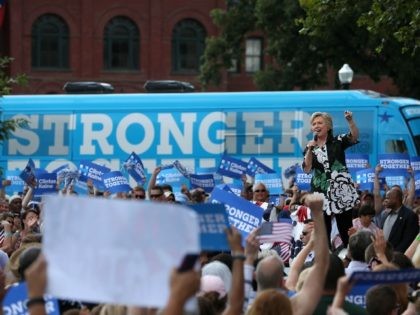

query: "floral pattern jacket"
(302, 132), (359, 215)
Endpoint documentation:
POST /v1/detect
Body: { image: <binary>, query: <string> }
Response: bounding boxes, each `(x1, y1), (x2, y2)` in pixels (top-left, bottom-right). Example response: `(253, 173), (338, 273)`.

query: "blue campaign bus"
(0, 89), (419, 185)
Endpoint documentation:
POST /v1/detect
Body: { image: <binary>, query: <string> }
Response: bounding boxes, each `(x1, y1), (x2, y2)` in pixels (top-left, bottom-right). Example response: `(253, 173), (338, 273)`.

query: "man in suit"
(381, 188), (418, 252)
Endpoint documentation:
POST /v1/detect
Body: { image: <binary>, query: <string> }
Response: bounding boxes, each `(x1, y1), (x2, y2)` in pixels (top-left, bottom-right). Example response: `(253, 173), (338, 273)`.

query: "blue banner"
(189, 174), (215, 193)
(355, 168), (375, 191)
(217, 154), (247, 179)
(156, 167), (188, 188)
(246, 157), (275, 177)
(5, 170), (24, 195)
(346, 153), (369, 179)
(295, 168), (312, 191)
(2, 282), (60, 315)
(410, 156), (420, 171)
(416, 173), (420, 197)
(78, 160), (110, 190)
(188, 203), (230, 251)
(19, 159), (37, 188)
(196, 167), (223, 185)
(225, 183), (242, 197)
(209, 188), (263, 242)
(123, 152), (147, 185)
(34, 173), (57, 196)
(379, 153), (410, 175)
(255, 173), (283, 195)
(103, 171), (131, 193)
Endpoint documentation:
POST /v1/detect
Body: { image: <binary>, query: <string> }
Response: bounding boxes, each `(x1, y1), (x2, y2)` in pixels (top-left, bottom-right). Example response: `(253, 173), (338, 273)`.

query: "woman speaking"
(302, 111), (360, 247)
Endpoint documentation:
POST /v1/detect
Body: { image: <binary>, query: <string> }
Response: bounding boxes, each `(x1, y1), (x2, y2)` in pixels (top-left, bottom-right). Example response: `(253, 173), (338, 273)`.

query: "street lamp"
(338, 64), (353, 90)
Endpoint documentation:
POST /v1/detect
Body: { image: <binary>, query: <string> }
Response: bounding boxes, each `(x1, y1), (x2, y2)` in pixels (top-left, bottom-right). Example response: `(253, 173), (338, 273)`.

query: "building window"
(245, 38), (263, 73)
(172, 19), (206, 73)
(104, 16), (139, 70)
(31, 14), (69, 69)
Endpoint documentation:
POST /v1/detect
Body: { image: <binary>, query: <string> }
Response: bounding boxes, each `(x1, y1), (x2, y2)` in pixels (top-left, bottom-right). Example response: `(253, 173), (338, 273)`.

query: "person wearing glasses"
(131, 186), (146, 200)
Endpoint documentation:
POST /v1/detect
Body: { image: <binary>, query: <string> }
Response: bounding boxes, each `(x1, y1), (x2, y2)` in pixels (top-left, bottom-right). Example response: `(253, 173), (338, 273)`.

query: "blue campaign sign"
(5, 170), (25, 195)
(246, 157), (276, 177)
(173, 160), (191, 178)
(19, 159), (37, 188)
(196, 167), (224, 185)
(415, 173), (420, 196)
(123, 152), (147, 185)
(225, 183), (242, 197)
(379, 153), (410, 175)
(346, 283), (371, 308)
(189, 174), (215, 193)
(103, 171), (131, 193)
(295, 168), (312, 191)
(156, 167), (188, 188)
(356, 168), (375, 191)
(411, 156), (420, 171)
(78, 160), (110, 190)
(255, 173), (283, 195)
(34, 173), (57, 196)
(188, 203), (230, 251)
(346, 153), (369, 179)
(217, 154), (247, 179)
(2, 281), (60, 315)
(209, 188), (263, 242)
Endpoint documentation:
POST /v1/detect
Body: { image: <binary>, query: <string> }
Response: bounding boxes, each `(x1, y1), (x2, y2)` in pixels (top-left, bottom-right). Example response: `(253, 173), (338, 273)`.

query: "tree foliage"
(200, 0), (420, 97)
(0, 56), (28, 142)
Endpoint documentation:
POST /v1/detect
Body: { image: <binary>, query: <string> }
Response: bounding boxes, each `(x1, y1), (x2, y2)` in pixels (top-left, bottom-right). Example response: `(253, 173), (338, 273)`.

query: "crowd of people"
(0, 110), (418, 315)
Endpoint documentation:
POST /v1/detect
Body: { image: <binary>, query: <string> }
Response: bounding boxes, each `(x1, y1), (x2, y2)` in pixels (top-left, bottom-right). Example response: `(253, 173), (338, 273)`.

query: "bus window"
(385, 139), (408, 153)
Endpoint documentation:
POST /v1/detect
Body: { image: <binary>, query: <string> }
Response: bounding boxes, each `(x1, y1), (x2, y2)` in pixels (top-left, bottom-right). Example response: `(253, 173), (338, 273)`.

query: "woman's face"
(311, 116), (329, 138)
(360, 214), (372, 228)
(253, 184), (268, 202)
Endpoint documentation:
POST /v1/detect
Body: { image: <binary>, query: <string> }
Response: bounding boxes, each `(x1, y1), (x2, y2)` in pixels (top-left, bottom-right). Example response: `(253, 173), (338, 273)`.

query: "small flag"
(257, 220), (293, 244)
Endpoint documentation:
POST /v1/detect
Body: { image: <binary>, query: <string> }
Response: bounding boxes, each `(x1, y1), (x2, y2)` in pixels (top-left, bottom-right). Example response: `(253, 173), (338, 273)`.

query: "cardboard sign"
(217, 155), (247, 179)
(102, 171), (131, 193)
(123, 152), (147, 185)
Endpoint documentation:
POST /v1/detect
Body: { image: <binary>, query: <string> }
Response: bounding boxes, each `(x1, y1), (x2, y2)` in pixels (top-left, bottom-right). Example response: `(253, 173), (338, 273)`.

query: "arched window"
(31, 14), (69, 69)
(172, 19), (206, 73)
(104, 16), (139, 70)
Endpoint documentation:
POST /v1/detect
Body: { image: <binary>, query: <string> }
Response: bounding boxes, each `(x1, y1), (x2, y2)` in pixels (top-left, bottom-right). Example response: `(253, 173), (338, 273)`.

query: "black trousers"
(323, 210), (353, 248)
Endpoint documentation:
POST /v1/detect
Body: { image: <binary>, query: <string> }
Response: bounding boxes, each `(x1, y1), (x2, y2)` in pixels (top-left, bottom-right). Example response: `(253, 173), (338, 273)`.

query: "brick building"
(0, 0), (396, 94)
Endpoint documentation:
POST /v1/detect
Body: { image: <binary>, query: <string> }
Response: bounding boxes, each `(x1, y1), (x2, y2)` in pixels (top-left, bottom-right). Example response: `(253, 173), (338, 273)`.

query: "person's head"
(365, 242), (394, 267)
(163, 191), (176, 203)
(201, 261), (232, 293)
(366, 285), (400, 315)
(299, 221), (313, 246)
(197, 275), (228, 314)
(247, 289), (292, 315)
(21, 209), (40, 230)
(391, 252), (415, 269)
(149, 185), (164, 201)
(385, 188), (403, 211)
(255, 255), (285, 291)
(160, 184), (173, 193)
(348, 230), (373, 262)
(0, 199), (9, 213)
(244, 182), (254, 201)
(18, 246), (41, 281)
(131, 186), (146, 200)
(358, 205), (376, 228)
(8, 195), (22, 213)
(191, 188), (207, 204)
(310, 112), (333, 137)
(323, 254), (345, 292)
(361, 192), (374, 207)
(253, 182), (269, 203)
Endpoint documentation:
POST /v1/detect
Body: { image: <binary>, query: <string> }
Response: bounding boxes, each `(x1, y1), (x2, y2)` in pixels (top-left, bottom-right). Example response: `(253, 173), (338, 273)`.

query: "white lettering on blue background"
(81, 114), (114, 155)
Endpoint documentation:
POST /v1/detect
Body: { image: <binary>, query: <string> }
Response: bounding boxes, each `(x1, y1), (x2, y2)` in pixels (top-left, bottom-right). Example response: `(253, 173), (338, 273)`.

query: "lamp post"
(338, 64), (353, 90)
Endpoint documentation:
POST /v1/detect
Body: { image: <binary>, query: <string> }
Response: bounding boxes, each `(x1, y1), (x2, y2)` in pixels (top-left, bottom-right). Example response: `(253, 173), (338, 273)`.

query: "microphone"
(313, 133), (318, 141)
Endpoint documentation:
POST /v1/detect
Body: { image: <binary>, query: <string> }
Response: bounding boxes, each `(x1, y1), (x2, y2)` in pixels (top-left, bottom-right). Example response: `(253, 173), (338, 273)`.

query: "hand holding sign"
(226, 226), (243, 253)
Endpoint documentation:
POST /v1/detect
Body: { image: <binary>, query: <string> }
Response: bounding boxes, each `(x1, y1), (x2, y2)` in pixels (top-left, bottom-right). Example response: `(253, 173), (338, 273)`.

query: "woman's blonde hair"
(310, 112), (333, 131)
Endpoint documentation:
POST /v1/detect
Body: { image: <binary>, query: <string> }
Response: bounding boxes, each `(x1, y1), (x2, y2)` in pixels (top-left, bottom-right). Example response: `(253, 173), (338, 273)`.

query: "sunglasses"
(254, 189), (266, 193)
(150, 193), (163, 198)
(301, 231), (309, 236)
(134, 194), (145, 199)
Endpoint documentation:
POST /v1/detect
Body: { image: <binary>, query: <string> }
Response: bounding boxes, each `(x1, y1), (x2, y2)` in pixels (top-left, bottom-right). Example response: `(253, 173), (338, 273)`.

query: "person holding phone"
(302, 111), (360, 248)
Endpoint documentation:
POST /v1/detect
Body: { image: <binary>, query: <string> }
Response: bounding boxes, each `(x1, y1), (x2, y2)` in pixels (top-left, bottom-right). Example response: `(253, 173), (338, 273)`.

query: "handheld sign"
(217, 154), (247, 179)
(189, 174), (215, 193)
(5, 170), (25, 195)
(246, 157), (275, 177)
(34, 173), (57, 197)
(19, 159), (37, 188)
(209, 188), (263, 243)
(78, 160), (110, 190)
(123, 152), (147, 185)
(255, 173), (283, 195)
(188, 203), (230, 251)
(102, 171), (131, 193)
(2, 282), (60, 315)
(295, 168), (312, 191)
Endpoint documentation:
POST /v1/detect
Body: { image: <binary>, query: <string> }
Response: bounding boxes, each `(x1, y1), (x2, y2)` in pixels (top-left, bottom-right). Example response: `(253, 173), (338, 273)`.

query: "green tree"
(0, 56), (28, 146)
(200, 0), (420, 97)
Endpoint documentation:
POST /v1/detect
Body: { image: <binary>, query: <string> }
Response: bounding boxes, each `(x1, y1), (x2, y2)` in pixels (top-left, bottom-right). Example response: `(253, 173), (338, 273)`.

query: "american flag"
(257, 219), (293, 244)
(0, 0), (5, 28)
